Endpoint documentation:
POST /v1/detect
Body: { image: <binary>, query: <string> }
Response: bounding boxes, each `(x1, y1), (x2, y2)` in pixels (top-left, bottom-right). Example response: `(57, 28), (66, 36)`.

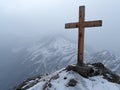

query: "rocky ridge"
(15, 63), (120, 90)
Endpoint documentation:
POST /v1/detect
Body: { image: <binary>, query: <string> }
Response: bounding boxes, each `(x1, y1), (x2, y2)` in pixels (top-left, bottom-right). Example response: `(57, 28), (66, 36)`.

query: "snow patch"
(27, 70), (120, 90)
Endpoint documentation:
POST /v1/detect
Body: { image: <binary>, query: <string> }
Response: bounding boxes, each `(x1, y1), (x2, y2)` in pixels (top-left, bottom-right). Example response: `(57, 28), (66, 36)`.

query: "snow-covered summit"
(16, 63), (120, 90)
(28, 72), (120, 90)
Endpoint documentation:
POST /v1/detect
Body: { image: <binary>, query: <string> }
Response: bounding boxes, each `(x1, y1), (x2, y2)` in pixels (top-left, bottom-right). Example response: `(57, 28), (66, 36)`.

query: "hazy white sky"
(0, 0), (120, 53)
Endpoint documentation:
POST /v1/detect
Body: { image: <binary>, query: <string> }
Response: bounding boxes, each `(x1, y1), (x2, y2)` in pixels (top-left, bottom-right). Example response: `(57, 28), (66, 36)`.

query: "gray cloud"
(0, 0), (120, 53)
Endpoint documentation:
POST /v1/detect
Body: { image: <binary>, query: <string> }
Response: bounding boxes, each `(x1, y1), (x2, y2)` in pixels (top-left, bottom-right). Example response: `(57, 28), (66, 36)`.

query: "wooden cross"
(65, 6), (102, 65)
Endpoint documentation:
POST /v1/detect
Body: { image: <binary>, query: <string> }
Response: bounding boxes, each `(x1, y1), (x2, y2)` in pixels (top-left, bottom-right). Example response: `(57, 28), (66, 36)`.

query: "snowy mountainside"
(21, 36), (78, 75)
(2, 36), (120, 90)
(20, 36), (120, 75)
(89, 50), (120, 74)
(21, 63), (120, 90)
(28, 74), (120, 90)
(15, 36), (120, 78)
(13, 36), (120, 90)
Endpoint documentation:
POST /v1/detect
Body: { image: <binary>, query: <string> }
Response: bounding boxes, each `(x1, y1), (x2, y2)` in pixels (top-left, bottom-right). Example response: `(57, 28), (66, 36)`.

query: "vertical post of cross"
(78, 6), (85, 65)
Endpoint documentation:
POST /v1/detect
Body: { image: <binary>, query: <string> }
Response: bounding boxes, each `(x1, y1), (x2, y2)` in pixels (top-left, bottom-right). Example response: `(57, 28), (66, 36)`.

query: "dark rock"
(66, 62), (120, 84)
(64, 77), (67, 80)
(51, 74), (59, 80)
(48, 83), (52, 88)
(66, 64), (95, 78)
(43, 74), (59, 90)
(67, 79), (77, 87)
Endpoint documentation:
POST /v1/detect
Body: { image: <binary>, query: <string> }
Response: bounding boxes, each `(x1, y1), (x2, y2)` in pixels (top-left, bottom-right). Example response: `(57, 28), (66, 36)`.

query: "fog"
(0, 0), (120, 53)
(0, 0), (120, 89)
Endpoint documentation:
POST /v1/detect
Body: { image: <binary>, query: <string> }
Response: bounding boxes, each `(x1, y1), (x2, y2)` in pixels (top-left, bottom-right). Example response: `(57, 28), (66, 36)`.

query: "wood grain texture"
(65, 6), (102, 65)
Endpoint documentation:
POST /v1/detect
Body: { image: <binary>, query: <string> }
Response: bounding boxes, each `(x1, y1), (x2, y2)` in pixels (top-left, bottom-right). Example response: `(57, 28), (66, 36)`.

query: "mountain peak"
(16, 63), (120, 90)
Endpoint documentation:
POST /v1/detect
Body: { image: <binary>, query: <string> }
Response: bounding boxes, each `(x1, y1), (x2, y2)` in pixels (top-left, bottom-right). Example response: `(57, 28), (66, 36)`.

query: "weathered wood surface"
(84, 20), (102, 27)
(65, 6), (102, 65)
(65, 20), (102, 29)
(65, 22), (78, 28)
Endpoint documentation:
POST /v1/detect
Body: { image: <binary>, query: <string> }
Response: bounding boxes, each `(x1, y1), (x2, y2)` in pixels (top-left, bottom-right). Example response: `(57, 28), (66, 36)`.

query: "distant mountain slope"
(22, 36), (77, 74)
(20, 36), (120, 76)
(89, 50), (120, 74)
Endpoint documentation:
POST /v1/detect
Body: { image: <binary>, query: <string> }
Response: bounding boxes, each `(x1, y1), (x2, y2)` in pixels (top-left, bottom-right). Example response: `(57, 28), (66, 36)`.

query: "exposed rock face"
(66, 63), (120, 84)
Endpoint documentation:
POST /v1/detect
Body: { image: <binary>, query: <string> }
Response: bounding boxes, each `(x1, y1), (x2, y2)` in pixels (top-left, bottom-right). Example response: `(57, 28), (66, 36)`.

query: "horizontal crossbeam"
(65, 22), (78, 29)
(84, 20), (102, 27)
(65, 20), (102, 29)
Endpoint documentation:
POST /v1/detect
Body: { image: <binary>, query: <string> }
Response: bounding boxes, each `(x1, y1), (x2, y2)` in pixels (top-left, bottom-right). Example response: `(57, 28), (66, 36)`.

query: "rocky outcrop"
(66, 62), (120, 84)
(15, 63), (120, 90)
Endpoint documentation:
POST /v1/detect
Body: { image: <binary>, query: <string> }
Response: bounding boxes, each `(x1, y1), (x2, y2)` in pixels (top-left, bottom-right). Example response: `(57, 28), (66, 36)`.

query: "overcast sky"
(0, 0), (120, 53)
